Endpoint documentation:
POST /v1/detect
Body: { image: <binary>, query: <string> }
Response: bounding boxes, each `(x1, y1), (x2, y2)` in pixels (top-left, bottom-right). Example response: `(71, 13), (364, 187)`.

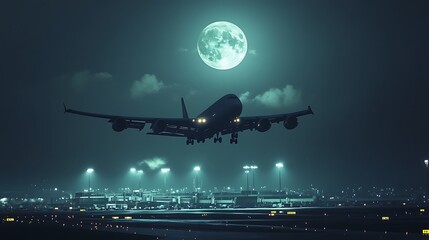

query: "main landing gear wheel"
(230, 132), (238, 144)
(186, 139), (194, 145)
(214, 136), (223, 143)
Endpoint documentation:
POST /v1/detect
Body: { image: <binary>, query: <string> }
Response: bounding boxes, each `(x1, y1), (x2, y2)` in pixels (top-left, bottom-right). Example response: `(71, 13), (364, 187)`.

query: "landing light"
(233, 117), (240, 123)
(197, 118), (207, 124)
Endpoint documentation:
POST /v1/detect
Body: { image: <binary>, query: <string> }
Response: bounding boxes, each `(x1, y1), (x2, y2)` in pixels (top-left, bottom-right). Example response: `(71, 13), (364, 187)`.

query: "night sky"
(1, 0), (428, 192)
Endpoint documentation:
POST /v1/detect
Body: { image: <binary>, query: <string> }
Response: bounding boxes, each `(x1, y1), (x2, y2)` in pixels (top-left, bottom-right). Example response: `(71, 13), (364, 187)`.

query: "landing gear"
(186, 138), (194, 145)
(214, 133), (223, 143)
(230, 132), (238, 144)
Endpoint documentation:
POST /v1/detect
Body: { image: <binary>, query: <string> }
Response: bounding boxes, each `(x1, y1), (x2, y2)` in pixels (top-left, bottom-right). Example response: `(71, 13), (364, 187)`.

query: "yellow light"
(202, 118), (206, 123)
(6, 218), (15, 222)
(381, 216), (389, 221)
(420, 208), (425, 212)
(271, 210), (277, 214)
(423, 229), (429, 235)
(79, 209), (86, 212)
(197, 119), (201, 123)
(124, 216), (133, 220)
(112, 216), (119, 219)
(236, 118), (240, 122)
(287, 211), (297, 215)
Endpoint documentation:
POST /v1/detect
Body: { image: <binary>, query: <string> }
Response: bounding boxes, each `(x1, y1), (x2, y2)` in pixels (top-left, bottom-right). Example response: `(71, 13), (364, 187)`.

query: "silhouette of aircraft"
(64, 94), (313, 145)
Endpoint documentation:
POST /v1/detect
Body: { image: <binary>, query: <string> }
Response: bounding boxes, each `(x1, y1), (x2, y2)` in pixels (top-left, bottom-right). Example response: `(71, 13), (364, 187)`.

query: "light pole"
(137, 170), (143, 190)
(250, 165), (258, 190)
(276, 163), (284, 192)
(194, 166), (201, 193)
(130, 168), (136, 190)
(425, 160), (429, 200)
(245, 170), (250, 191)
(86, 168), (94, 201)
(161, 168), (170, 191)
(243, 166), (250, 192)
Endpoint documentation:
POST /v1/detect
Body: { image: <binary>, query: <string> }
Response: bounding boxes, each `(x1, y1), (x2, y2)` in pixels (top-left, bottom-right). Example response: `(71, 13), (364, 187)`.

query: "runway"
(1, 207), (429, 239)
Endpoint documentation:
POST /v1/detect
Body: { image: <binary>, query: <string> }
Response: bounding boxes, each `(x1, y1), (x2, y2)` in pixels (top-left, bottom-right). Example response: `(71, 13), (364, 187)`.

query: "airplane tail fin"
(181, 97), (189, 119)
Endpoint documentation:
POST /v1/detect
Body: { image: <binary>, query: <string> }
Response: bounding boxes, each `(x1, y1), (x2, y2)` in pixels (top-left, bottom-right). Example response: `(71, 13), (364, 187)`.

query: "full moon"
(197, 21), (247, 70)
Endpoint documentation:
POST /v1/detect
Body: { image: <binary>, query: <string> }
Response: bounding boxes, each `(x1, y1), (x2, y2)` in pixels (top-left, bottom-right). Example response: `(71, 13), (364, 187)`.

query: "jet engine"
(256, 119), (271, 132)
(111, 118), (128, 132)
(151, 120), (167, 133)
(283, 117), (298, 130)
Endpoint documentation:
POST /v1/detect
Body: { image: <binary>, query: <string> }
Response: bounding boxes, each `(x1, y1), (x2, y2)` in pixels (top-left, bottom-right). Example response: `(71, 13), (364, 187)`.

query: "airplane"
(64, 94), (313, 145)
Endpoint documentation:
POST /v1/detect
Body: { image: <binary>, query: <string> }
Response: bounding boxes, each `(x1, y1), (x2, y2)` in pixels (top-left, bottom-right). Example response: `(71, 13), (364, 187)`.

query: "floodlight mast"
(423, 159), (429, 204)
(86, 168), (94, 200)
(275, 163), (284, 192)
(137, 170), (143, 190)
(161, 168), (170, 191)
(250, 165), (258, 190)
(194, 166), (201, 192)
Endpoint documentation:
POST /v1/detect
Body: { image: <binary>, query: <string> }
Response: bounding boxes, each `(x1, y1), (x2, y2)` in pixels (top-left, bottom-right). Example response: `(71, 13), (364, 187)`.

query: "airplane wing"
(63, 104), (195, 136)
(220, 106), (314, 135)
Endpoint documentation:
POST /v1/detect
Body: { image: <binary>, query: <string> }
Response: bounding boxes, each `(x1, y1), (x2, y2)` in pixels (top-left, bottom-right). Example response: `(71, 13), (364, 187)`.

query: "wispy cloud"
(138, 157), (167, 170)
(178, 47), (189, 52)
(130, 74), (165, 98)
(248, 49), (257, 55)
(240, 85), (301, 108)
(62, 70), (113, 90)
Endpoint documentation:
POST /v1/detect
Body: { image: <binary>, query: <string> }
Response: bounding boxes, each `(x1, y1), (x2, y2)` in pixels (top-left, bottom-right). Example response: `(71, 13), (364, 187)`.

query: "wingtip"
(308, 106), (314, 114)
(63, 103), (67, 113)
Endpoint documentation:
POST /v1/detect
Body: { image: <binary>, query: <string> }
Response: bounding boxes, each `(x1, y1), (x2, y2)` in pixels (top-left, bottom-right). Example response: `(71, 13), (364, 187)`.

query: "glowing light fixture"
(161, 168), (170, 173)
(130, 168), (136, 173)
(194, 166), (201, 172)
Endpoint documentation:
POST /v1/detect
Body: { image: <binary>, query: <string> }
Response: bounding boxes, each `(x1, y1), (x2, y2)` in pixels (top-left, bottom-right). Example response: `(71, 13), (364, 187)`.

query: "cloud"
(248, 49), (257, 55)
(130, 74), (165, 98)
(138, 157), (167, 170)
(239, 91), (251, 103)
(178, 47), (189, 52)
(66, 70), (113, 90)
(240, 85), (301, 108)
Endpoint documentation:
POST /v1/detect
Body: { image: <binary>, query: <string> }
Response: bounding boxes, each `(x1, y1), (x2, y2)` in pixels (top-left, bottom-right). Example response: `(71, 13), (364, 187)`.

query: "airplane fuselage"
(194, 94), (242, 139)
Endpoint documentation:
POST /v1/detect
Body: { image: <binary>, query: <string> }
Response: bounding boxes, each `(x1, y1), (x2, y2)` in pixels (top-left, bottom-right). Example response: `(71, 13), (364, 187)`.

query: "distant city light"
(161, 168), (170, 173)
(86, 168), (94, 173)
(194, 166), (201, 172)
